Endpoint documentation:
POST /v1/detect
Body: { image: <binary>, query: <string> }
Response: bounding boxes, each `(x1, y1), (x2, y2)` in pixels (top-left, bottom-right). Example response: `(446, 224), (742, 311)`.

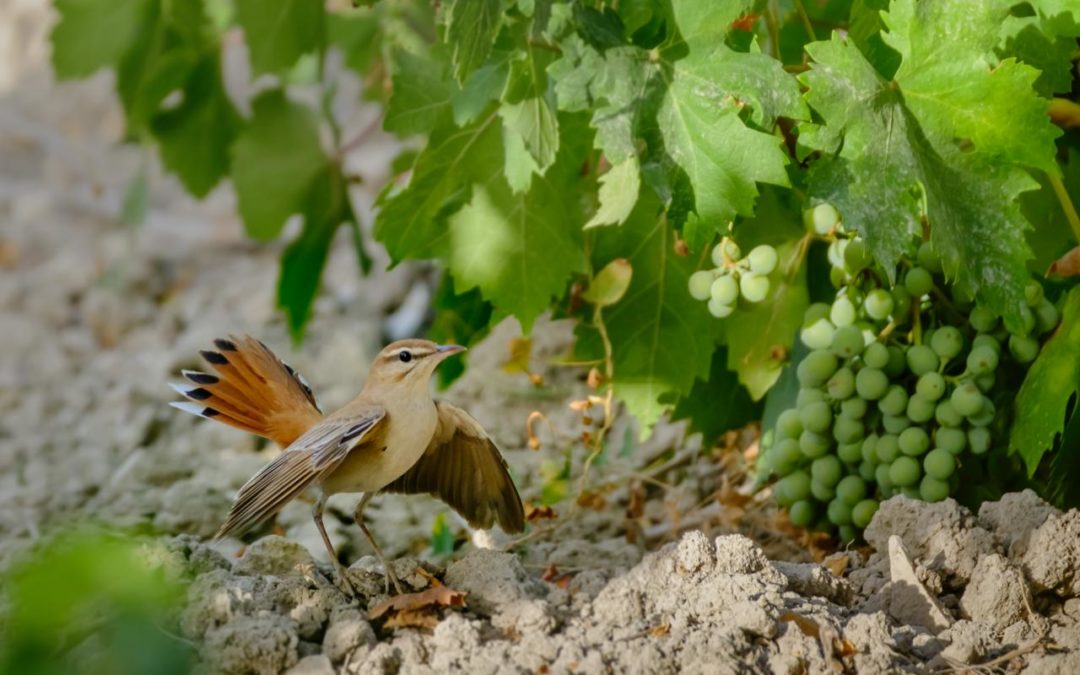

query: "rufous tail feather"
(170, 335), (323, 447)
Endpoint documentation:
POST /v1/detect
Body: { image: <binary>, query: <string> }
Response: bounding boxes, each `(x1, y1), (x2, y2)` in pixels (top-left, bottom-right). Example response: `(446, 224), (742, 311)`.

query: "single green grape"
(905, 267), (934, 297)
(916, 372), (946, 402)
(968, 427), (991, 455)
(827, 367), (856, 401)
(799, 400), (833, 434)
(838, 441), (864, 464)
(864, 289), (894, 321)
(858, 460), (877, 482)
(975, 372), (995, 393)
(797, 388), (826, 407)
(966, 345), (999, 376)
(891, 287), (913, 321)
(799, 430), (832, 459)
(931, 326), (964, 361)
(843, 238), (871, 274)
(776, 409), (803, 439)
(885, 345), (907, 378)
(831, 296), (857, 328)
(688, 270), (715, 301)
(772, 438), (803, 475)
(875, 434), (900, 463)
(1017, 305), (1036, 335)
(852, 499), (880, 528)
(855, 368), (889, 400)
(804, 302), (831, 325)
(827, 238), (848, 270)
(875, 464), (894, 492)
(811, 455), (844, 487)
(1025, 280), (1044, 307)
(797, 350), (839, 387)
(863, 342), (889, 370)
(811, 479), (836, 502)
(901, 486), (922, 500)
(898, 426), (930, 456)
(836, 475), (868, 505)
(831, 325), (865, 359)
(722, 238), (741, 262)
(923, 449), (955, 479)
(789, 500), (816, 528)
(710, 274), (739, 305)
(889, 456), (922, 487)
(840, 397), (867, 419)
(740, 272), (771, 303)
(838, 525), (858, 544)
(707, 298), (735, 318)
(879, 385), (909, 416)
(935, 400), (963, 428)
(833, 416), (865, 444)
(968, 397), (996, 427)
(969, 306), (997, 333)
(1035, 300), (1060, 335)
(801, 318), (836, 351)
(973, 334), (1001, 355)
(906, 345), (940, 376)
(917, 241), (943, 274)
(711, 242), (728, 268)
(882, 414), (911, 435)
(810, 203), (840, 235)
(907, 392), (936, 423)
(919, 476), (950, 502)
(829, 266), (847, 289)
(861, 435), (879, 464)
(747, 245), (779, 276)
(935, 427), (966, 455)
(776, 471), (811, 506)
(827, 498), (854, 526)
(1009, 334), (1039, 363)
(950, 382), (984, 417)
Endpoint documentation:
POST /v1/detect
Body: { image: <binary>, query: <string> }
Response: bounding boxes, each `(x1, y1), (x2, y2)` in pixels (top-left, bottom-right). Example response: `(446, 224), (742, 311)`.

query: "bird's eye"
(398, 351), (412, 363)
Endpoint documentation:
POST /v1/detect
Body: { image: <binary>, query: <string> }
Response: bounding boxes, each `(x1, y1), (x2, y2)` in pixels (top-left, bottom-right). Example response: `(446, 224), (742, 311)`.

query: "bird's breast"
(320, 396), (437, 495)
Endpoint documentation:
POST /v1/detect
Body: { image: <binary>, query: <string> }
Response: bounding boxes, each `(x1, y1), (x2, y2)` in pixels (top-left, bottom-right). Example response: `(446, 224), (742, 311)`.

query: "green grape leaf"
(231, 90), (328, 241)
(453, 52), (511, 125)
(445, 0), (505, 83)
(441, 134), (588, 332)
(1021, 150), (1080, 274)
(999, 16), (1078, 97)
(150, 53), (240, 198)
(585, 156), (640, 228)
(427, 275), (495, 389)
(234, 0), (323, 75)
(278, 164), (353, 343)
(51, 0), (155, 78)
(577, 194), (723, 435)
(802, 26), (1052, 330)
(671, 347), (762, 447)
(1010, 288), (1080, 476)
(376, 117), (504, 262)
(499, 44), (560, 189)
(328, 10), (381, 75)
(384, 48), (455, 136)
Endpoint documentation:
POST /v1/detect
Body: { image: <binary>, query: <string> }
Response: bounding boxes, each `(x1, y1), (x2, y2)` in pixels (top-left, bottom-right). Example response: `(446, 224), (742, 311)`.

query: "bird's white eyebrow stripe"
(388, 346), (434, 357)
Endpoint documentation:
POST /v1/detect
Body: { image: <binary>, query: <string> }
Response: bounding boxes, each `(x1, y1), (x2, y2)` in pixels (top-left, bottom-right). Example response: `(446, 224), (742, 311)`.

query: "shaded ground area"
(4, 4), (1080, 673)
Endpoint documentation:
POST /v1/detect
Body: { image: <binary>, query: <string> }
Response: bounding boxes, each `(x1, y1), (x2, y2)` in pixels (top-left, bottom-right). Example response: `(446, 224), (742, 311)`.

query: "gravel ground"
(5, 3), (1080, 673)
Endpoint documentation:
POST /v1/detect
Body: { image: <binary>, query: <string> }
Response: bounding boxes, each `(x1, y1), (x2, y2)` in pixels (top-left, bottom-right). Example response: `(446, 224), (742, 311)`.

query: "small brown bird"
(170, 336), (524, 594)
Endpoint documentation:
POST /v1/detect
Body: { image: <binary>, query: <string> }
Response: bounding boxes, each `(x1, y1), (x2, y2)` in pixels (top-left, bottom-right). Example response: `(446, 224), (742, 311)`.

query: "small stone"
(886, 536), (952, 633)
(234, 536), (317, 578)
(323, 608), (376, 664)
(960, 554), (1032, 633)
(444, 549), (544, 615)
(202, 614), (299, 675)
(713, 535), (769, 575)
(284, 654), (334, 675)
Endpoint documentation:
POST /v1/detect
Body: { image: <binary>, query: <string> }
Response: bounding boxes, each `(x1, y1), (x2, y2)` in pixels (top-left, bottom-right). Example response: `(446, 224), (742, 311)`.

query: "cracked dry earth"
(6, 4), (1080, 674)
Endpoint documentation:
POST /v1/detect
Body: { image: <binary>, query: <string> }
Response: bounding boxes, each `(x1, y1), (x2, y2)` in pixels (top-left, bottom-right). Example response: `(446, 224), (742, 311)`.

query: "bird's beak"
(435, 344), (467, 358)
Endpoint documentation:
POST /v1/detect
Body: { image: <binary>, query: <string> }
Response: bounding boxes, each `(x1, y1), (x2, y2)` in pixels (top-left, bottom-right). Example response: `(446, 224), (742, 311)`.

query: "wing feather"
(383, 402), (524, 533)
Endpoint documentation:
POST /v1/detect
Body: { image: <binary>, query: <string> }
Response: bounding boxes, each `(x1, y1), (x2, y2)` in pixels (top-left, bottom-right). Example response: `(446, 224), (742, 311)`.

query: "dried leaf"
(384, 607), (440, 630)
(503, 337), (532, 374)
(822, 553), (849, 578)
(1047, 246), (1080, 278)
(541, 563), (560, 582)
(780, 610), (821, 638)
(649, 622), (670, 637)
(626, 480), (646, 519)
(368, 585), (467, 621)
(586, 367), (603, 389)
(525, 503), (557, 522)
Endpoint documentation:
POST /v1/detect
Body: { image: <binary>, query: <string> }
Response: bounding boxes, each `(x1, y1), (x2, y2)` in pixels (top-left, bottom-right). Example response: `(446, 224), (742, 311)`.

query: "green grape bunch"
(688, 237), (779, 318)
(758, 203), (1063, 543)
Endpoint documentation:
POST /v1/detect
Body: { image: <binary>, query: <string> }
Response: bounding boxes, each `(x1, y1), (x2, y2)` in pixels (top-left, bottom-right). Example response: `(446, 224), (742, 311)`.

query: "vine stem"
(1048, 172), (1080, 244)
(577, 304), (616, 495)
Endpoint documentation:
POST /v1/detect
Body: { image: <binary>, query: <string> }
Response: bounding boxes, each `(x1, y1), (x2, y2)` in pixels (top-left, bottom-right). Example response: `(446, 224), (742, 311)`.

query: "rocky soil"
(4, 3), (1080, 674)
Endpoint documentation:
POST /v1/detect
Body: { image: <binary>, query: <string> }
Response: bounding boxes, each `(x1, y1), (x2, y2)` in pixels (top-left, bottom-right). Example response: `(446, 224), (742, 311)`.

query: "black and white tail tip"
(169, 370), (222, 420)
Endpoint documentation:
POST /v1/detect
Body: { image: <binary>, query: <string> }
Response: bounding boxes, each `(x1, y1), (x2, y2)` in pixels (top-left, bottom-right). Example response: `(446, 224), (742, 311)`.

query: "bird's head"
(364, 338), (466, 393)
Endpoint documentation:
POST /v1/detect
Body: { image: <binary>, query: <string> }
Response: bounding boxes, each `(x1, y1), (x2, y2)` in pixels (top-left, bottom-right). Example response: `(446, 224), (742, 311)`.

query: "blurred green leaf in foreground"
(0, 532), (192, 675)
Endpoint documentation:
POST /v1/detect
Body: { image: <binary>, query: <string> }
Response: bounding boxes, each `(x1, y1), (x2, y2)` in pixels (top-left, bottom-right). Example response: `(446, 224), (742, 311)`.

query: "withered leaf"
(1047, 246), (1080, 278)
(368, 585), (467, 621)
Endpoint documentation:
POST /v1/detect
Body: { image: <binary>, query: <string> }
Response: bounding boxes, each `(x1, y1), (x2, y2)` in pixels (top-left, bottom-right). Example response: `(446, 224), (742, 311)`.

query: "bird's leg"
(313, 492), (356, 596)
(354, 493), (405, 595)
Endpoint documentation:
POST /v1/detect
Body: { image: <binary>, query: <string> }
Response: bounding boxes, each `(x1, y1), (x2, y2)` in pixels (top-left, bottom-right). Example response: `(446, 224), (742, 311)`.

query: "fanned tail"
(170, 335), (323, 447)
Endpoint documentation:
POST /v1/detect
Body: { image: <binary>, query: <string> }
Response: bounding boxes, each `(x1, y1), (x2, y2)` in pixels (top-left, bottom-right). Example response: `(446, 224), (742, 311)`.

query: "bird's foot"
(329, 564), (360, 599)
(384, 564), (406, 596)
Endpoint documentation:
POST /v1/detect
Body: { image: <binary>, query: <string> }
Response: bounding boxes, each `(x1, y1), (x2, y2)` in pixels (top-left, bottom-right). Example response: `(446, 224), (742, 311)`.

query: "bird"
(169, 335), (525, 595)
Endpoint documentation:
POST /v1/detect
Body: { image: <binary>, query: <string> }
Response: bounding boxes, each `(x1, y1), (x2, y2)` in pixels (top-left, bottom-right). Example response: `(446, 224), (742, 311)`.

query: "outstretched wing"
(384, 402), (525, 534)
(170, 335), (323, 447)
(216, 405), (386, 539)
